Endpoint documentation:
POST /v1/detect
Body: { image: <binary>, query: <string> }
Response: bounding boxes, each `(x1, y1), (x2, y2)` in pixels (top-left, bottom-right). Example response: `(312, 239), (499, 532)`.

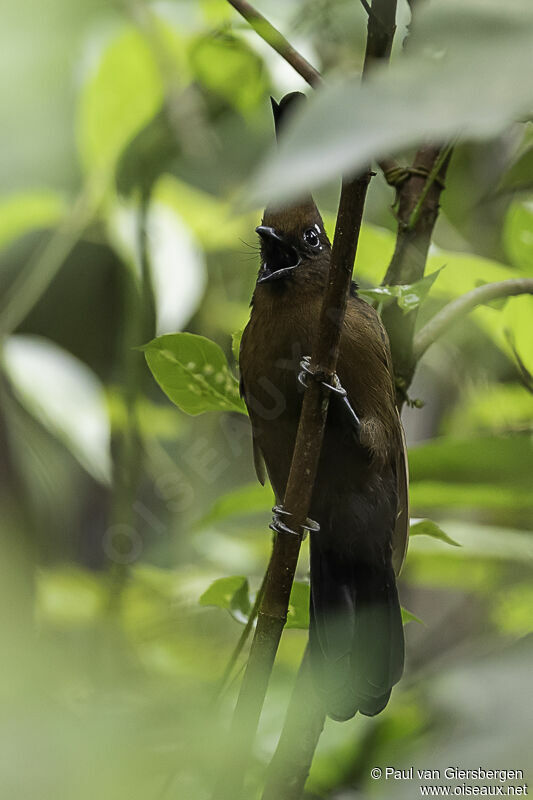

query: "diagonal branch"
(413, 278), (533, 361)
(227, 0), (322, 88)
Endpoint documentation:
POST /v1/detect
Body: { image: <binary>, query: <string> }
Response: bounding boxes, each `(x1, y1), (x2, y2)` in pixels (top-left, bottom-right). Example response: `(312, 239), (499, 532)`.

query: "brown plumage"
(239, 95), (409, 720)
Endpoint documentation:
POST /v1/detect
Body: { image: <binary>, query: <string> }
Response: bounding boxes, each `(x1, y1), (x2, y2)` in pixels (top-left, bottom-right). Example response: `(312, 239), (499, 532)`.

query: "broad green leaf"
(401, 607), (424, 626)
(410, 519), (461, 547)
(143, 332), (246, 415)
(199, 575), (251, 621)
(248, 0), (533, 205)
(503, 200), (533, 274)
(3, 335), (111, 483)
(359, 270), (441, 313)
(195, 481), (273, 529)
(77, 28), (163, 173)
(286, 581), (310, 630)
(0, 191), (65, 252)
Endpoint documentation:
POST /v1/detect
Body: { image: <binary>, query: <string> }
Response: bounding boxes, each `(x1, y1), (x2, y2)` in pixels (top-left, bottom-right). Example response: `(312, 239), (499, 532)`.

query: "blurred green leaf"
(503, 200), (533, 273)
(491, 583), (533, 636)
(3, 335), (111, 483)
(444, 382), (533, 435)
(499, 145), (533, 194)
(77, 28), (163, 173)
(409, 434), (533, 489)
(286, 581), (310, 629)
(410, 519), (461, 547)
(188, 32), (268, 112)
(143, 332), (246, 415)
(199, 575), (251, 621)
(196, 481), (272, 529)
(248, 0), (533, 204)
(410, 481), (532, 512)
(0, 191), (65, 253)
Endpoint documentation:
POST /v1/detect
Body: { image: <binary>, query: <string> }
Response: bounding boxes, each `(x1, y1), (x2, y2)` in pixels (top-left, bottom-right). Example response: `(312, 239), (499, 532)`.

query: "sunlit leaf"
(410, 519), (461, 547)
(143, 332), (246, 415)
(410, 482), (532, 513)
(3, 335), (111, 483)
(444, 382), (533, 435)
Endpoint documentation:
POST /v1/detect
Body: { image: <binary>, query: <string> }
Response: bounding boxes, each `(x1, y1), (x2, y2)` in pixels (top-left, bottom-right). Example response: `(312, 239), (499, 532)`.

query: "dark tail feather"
(309, 539), (404, 721)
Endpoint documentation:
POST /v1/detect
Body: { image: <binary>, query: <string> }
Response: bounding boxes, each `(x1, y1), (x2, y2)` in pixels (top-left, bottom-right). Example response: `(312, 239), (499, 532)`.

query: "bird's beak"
(256, 226), (300, 283)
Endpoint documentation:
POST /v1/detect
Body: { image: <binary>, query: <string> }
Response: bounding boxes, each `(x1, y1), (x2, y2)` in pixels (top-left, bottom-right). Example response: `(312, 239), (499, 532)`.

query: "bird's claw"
(269, 504), (320, 539)
(297, 357), (361, 429)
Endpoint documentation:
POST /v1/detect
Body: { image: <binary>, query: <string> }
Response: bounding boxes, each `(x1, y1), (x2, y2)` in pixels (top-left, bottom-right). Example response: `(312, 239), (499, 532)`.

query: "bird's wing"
(391, 414), (409, 576)
(240, 374), (266, 486)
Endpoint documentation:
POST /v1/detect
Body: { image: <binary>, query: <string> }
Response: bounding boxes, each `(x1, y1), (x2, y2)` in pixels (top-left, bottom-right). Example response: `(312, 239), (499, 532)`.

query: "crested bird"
(239, 93), (409, 720)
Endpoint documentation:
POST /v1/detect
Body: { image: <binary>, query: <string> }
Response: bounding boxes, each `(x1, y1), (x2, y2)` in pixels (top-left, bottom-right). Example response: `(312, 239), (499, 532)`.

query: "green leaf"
(444, 382), (533, 435)
(248, 0), (533, 205)
(77, 28), (163, 173)
(359, 270), (441, 314)
(0, 191), (65, 253)
(503, 200), (533, 274)
(199, 575), (251, 621)
(286, 581), (310, 630)
(195, 482), (273, 529)
(410, 518), (461, 547)
(143, 333), (246, 415)
(401, 607), (424, 626)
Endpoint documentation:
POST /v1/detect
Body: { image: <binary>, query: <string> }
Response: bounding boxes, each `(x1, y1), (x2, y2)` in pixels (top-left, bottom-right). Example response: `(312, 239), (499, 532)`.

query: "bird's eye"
(303, 227), (320, 248)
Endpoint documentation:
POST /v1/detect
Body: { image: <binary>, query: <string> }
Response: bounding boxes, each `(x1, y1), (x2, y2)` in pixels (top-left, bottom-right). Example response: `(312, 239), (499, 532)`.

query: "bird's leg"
(298, 356), (361, 431)
(270, 504), (320, 539)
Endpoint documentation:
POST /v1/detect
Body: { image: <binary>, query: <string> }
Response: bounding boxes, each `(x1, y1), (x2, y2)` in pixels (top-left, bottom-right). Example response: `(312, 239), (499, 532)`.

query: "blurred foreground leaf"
(249, 0), (533, 204)
(143, 332), (246, 415)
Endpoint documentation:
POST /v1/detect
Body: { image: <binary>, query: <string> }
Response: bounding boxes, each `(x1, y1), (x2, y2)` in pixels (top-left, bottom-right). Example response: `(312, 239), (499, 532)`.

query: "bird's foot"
(297, 356), (361, 430)
(269, 504), (320, 539)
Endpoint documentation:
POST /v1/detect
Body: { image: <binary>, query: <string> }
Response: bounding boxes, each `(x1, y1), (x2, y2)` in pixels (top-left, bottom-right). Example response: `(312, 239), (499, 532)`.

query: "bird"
(238, 93), (409, 721)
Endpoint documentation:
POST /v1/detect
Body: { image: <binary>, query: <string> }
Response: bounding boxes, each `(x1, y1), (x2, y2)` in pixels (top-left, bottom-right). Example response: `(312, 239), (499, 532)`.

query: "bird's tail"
(309, 535), (404, 721)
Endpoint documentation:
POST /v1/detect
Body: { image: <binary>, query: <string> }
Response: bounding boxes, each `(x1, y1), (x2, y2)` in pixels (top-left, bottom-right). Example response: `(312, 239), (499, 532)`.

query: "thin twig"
(227, 0), (322, 88)
(413, 278), (533, 361)
(406, 142), (454, 230)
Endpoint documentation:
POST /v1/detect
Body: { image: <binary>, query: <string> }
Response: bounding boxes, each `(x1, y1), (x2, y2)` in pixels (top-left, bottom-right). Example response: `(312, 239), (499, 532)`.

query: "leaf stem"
(413, 278), (533, 361)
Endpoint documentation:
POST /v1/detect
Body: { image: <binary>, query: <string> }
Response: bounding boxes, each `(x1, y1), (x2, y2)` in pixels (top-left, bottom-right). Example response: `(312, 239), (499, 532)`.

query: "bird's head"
(255, 201), (331, 285)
